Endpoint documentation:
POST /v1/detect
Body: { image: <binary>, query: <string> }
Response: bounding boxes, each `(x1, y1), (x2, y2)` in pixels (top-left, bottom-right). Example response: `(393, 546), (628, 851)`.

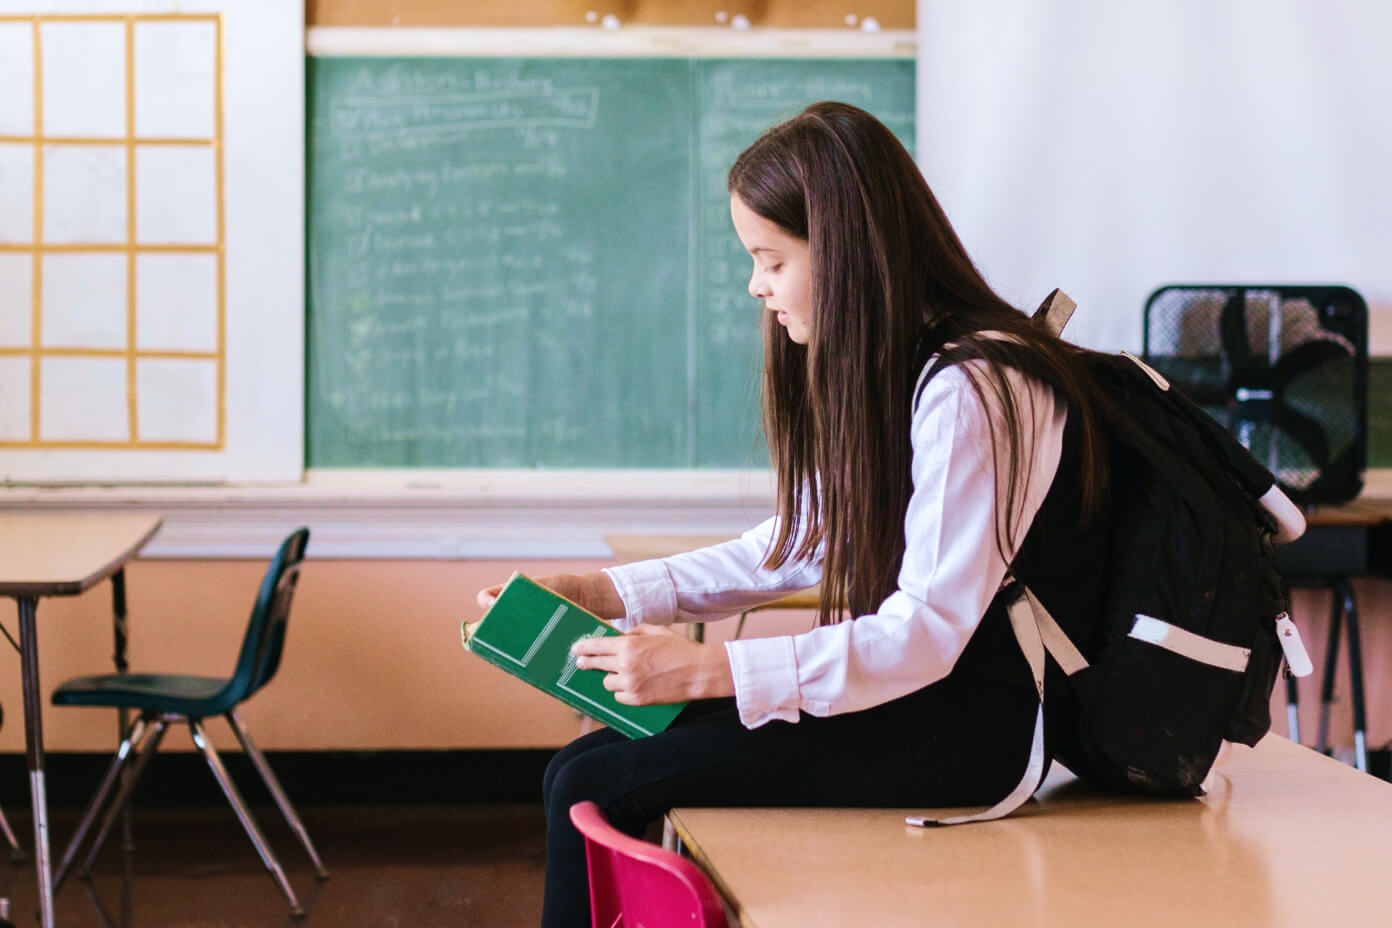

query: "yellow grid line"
(0, 440), (221, 450)
(0, 136), (216, 145)
(0, 243), (221, 253)
(29, 17), (41, 443)
(126, 16), (138, 442)
(214, 14), (226, 449)
(0, 14), (220, 23)
(0, 347), (218, 360)
(4, 12), (227, 452)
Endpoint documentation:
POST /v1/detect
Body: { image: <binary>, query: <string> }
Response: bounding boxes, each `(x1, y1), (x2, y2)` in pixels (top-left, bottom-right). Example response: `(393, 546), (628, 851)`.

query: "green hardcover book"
(461, 572), (687, 739)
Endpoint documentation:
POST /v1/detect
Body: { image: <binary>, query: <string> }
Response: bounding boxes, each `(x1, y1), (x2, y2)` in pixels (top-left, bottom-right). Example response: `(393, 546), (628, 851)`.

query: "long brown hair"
(727, 102), (1108, 626)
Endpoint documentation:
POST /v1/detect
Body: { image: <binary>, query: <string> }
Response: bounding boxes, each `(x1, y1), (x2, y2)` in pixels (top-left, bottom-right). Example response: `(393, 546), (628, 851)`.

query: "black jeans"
(539, 620), (1038, 928)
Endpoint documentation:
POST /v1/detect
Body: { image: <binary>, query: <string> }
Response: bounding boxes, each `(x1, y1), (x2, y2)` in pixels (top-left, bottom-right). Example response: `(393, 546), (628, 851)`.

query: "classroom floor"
(0, 803), (546, 927)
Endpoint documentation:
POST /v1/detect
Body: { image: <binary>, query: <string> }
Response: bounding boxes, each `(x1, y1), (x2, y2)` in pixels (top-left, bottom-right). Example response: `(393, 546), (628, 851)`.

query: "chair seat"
(52, 673), (234, 717)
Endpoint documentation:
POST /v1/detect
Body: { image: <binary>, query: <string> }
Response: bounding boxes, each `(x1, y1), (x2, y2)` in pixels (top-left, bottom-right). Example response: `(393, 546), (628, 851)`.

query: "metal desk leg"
(110, 569), (134, 856)
(110, 569), (130, 676)
(1316, 587), (1343, 756)
(17, 595), (56, 928)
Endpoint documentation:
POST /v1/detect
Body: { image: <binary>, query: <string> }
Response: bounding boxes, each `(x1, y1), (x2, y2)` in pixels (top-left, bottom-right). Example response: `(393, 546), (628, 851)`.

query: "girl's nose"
(748, 272), (768, 299)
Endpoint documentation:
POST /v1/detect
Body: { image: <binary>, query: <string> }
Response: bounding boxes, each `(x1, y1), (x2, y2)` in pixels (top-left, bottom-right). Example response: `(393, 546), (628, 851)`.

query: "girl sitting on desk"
(478, 101), (1111, 928)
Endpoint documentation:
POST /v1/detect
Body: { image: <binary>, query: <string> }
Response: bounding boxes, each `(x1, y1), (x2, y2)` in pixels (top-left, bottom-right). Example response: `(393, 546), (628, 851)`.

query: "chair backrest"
(568, 801), (728, 928)
(222, 528), (310, 706)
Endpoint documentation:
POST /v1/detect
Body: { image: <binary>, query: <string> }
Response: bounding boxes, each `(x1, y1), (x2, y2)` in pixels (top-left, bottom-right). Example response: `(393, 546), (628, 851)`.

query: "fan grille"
(1143, 285), (1367, 505)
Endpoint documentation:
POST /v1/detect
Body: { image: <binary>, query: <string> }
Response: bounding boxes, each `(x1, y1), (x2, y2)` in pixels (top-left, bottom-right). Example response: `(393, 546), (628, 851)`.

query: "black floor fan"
(1144, 284), (1371, 769)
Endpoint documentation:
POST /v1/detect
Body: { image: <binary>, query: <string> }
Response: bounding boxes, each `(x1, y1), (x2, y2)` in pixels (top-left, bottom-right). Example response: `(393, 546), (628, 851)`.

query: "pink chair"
(568, 801), (729, 928)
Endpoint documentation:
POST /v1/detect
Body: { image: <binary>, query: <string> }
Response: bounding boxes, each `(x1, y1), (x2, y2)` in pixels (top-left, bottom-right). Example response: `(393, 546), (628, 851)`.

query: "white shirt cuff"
(727, 636), (801, 728)
(602, 560), (678, 630)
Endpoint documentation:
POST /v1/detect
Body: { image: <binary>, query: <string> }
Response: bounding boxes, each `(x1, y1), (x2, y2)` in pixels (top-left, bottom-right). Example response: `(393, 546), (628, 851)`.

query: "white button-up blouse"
(603, 360), (1068, 729)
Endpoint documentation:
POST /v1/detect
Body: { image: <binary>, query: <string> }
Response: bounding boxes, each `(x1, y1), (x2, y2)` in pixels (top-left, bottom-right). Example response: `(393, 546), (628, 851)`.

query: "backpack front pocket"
(1069, 614), (1250, 796)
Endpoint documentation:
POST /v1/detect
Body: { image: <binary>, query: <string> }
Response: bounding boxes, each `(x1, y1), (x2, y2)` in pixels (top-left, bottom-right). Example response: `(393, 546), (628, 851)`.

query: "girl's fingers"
(572, 635), (622, 658)
(574, 651), (620, 673)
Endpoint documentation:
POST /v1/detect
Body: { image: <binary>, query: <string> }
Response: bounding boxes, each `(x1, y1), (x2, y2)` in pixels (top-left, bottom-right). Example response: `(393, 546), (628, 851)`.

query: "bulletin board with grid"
(0, 12), (225, 451)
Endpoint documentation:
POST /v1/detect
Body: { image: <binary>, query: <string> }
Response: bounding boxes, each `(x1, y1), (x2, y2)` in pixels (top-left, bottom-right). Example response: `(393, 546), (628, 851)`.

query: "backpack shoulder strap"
(907, 582), (1059, 826)
(913, 289), (1076, 414)
(912, 353), (957, 413)
(911, 329), (1033, 413)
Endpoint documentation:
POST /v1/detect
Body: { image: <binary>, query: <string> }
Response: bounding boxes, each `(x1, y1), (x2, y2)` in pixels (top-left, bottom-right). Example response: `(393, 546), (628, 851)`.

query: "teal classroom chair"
(49, 528), (327, 917)
(569, 801), (728, 928)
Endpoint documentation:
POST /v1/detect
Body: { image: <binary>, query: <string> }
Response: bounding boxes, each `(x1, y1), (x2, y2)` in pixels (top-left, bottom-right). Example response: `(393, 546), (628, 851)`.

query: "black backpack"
(908, 292), (1312, 826)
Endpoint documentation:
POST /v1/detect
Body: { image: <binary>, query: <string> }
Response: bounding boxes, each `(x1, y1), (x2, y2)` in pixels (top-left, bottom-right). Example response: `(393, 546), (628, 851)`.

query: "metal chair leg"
(54, 715), (153, 891)
(0, 801), (24, 865)
(189, 720), (304, 918)
(78, 717), (170, 879)
(226, 710), (329, 879)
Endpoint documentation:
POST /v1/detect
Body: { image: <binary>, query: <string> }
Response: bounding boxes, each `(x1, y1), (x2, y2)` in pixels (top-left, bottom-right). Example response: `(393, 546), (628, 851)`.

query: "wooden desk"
(0, 513), (162, 928)
(1302, 482), (1392, 527)
(605, 534), (735, 564)
(669, 735), (1391, 928)
(604, 534), (822, 642)
(604, 534), (821, 611)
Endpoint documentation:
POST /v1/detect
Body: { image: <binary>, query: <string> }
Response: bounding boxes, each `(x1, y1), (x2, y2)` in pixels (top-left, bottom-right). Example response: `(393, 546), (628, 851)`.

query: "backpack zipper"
(1275, 612), (1313, 677)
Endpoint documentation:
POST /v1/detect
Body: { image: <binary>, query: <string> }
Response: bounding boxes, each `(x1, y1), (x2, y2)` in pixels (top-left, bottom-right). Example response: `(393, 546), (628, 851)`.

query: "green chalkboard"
(306, 56), (915, 468)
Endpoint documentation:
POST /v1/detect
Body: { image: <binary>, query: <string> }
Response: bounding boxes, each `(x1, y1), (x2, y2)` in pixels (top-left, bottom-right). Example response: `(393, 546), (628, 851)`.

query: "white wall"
(0, 0), (303, 482)
(915, 0), (1392, 352)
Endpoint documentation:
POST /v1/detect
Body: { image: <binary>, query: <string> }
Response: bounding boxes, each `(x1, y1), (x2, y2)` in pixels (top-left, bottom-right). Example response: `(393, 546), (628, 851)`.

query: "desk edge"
(0, 516), (163, 598)
(667, 808), (758, 928)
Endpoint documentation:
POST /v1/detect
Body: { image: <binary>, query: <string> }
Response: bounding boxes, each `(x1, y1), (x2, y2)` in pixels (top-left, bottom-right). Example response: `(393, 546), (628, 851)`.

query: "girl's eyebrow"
(750, 246), (782, 256)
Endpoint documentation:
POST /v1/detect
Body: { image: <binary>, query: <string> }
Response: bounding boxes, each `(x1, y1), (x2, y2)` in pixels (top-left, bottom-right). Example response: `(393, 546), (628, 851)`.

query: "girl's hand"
(475, 572), (625, 619)
(571, 625), (736, 705)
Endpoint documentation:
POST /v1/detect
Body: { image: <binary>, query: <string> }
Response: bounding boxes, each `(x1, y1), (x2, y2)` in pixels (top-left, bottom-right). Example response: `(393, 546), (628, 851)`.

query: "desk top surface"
(0, 513), (163, 597)
(1302, 492), (1392, 526)
(605, 534), (733, 563)
(669, 735), (1392, 928)
(605, 534), (823, 610)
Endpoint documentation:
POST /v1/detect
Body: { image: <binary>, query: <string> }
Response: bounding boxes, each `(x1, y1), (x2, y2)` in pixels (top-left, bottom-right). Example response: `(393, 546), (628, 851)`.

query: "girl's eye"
(767, 263), (782, 273)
